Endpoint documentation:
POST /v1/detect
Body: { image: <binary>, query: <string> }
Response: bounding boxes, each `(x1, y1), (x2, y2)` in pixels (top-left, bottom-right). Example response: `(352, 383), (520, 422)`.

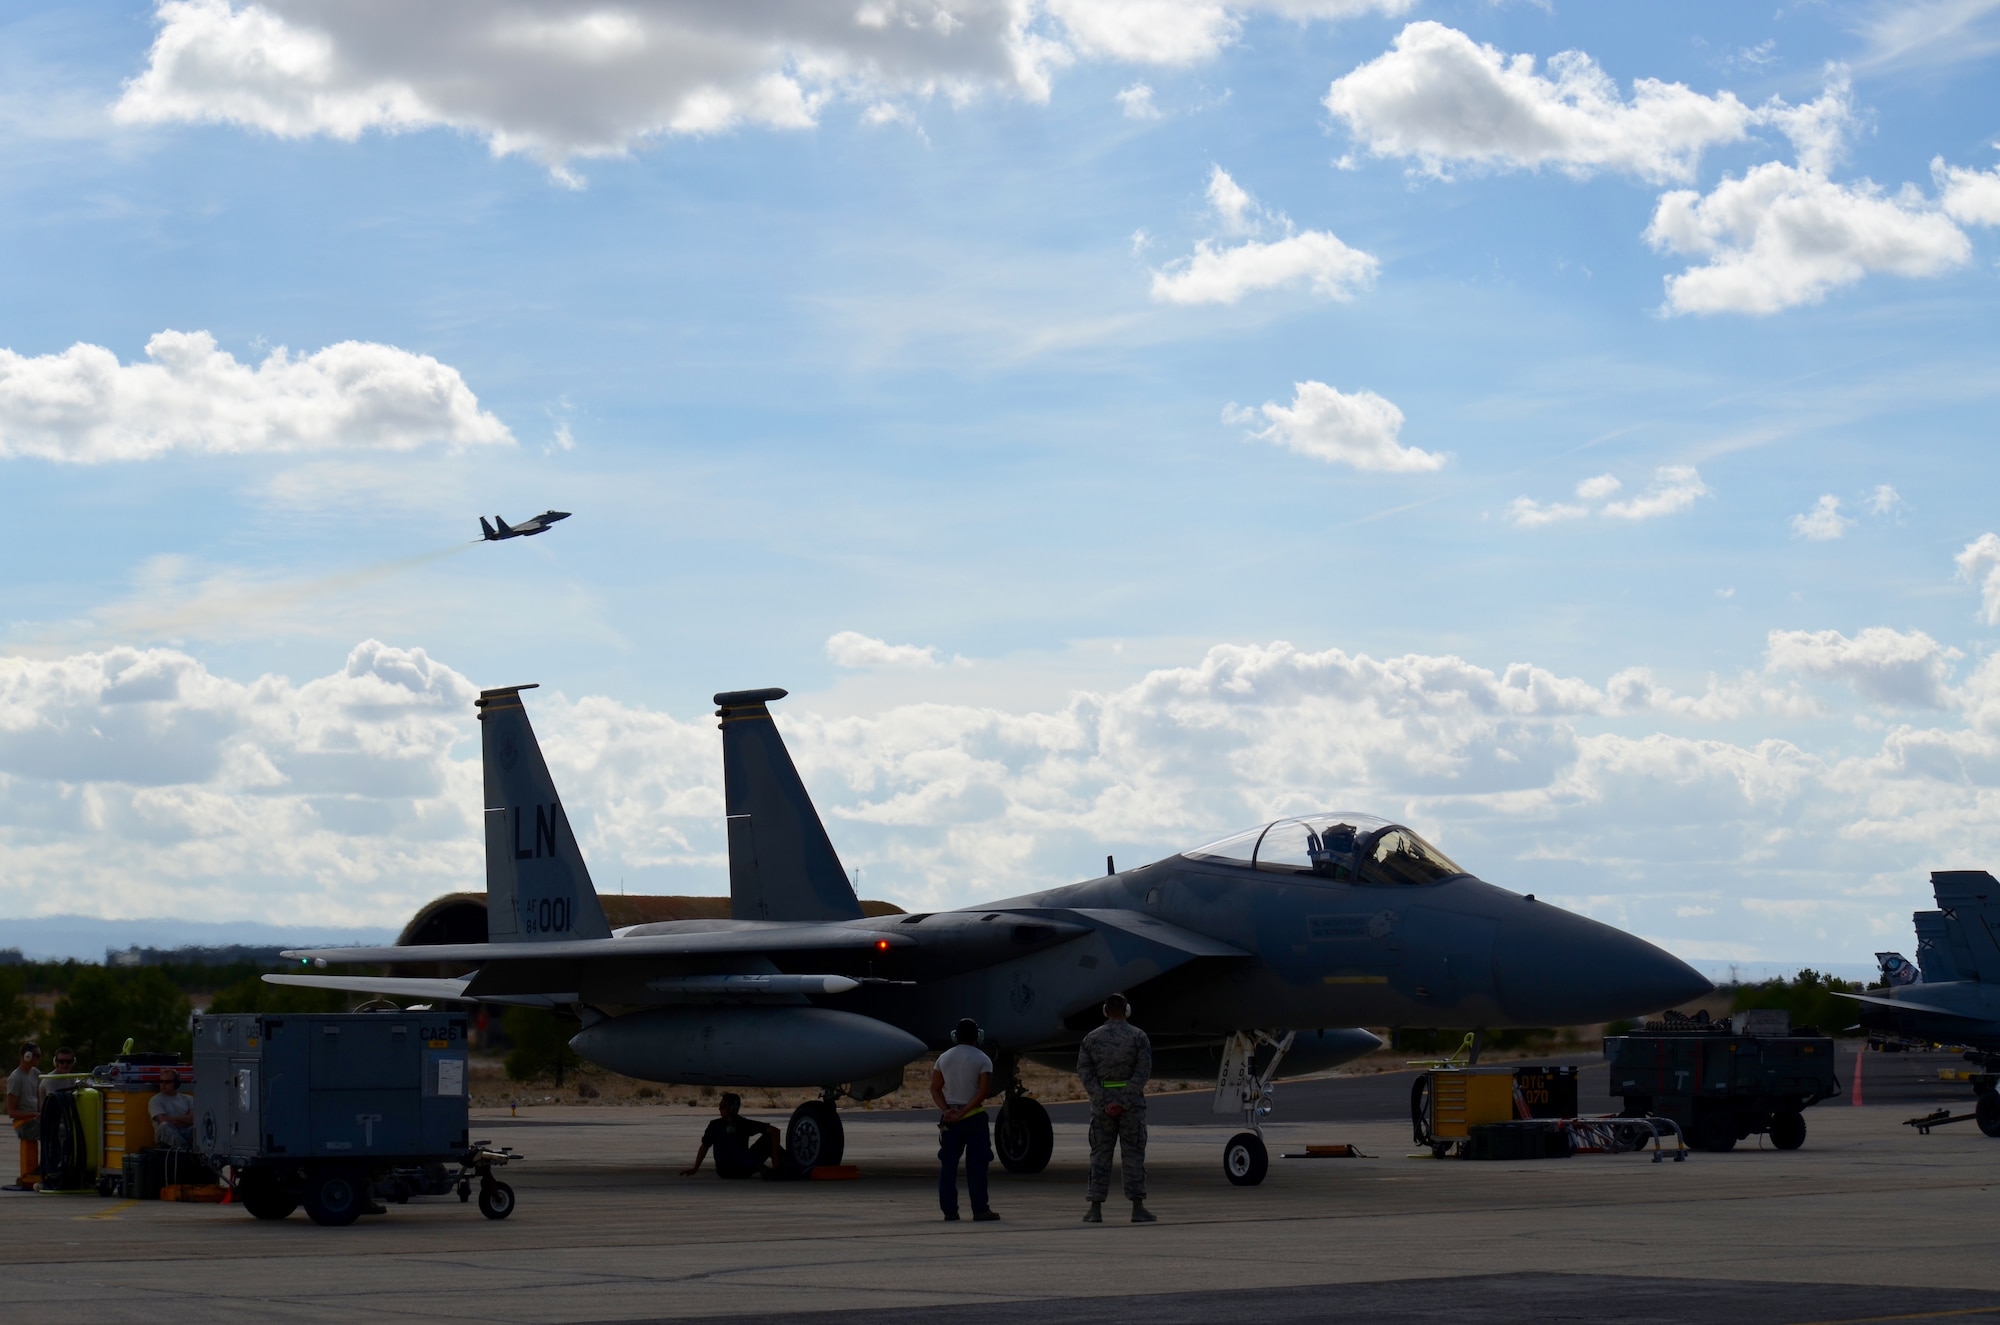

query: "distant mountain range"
(0, 914), (397, 963)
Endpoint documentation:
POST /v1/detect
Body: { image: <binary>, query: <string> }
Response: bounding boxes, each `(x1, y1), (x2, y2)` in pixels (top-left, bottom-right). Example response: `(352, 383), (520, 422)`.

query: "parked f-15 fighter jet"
(272, 685), (1711, 1182)
(479, 510), (570, 540)
(1848, 870), (2000, 1134)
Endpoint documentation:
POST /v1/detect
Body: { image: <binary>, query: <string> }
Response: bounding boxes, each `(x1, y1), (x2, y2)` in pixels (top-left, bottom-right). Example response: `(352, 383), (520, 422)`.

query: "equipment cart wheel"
(1976, 1093), (2000, 1138)
(303, 1167), (366, 1227)
(1768, 1110), (1807, 1151)
(1694, 1112), (1738, 1153)
(1223, 1132), (1268, 1186)
(478, 1180), (516, 1220)
(240, 1169), (300, 1221)
(994, 1098), (1054, 1175)
(787, 1099), (845, 1169)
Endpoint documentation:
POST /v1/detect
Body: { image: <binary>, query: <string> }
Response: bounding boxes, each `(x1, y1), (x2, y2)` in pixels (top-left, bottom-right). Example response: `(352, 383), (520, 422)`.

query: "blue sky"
(3, 0), (2000, 968)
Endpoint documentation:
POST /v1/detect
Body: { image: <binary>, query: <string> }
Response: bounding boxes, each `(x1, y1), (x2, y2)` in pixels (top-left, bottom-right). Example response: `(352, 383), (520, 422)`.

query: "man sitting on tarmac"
(681, 1093), (789, 1180)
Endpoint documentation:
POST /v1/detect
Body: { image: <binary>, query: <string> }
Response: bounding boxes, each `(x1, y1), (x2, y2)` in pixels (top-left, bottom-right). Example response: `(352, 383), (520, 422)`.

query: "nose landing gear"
(1215, 1030), (1294, 1187)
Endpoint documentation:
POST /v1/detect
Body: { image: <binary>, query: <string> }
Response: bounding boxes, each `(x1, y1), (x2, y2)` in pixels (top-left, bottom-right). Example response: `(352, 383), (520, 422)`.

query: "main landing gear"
(1215, 1030), (1294, 1187)
(787, 1091), (846, 1169)
(995, 1088), (1054, 1174)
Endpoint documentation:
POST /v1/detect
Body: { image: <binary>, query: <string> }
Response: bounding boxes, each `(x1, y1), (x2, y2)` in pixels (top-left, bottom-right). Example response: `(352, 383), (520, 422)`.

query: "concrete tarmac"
(8, 1054), (1997, 1325)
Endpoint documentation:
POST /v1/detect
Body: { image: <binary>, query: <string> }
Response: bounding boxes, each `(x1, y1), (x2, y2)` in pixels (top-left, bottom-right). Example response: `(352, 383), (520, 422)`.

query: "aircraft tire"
(478, 1180), (516, 1220)
(1976, 1093), (2000, 1138)
(788, 1100), (845, 1169)
(302, 1167), (366, 1227)
(1767, 1110), (1807, 1151)
(995, 1098), (1054, 1174)
(1223, 1132), (1268, 1186)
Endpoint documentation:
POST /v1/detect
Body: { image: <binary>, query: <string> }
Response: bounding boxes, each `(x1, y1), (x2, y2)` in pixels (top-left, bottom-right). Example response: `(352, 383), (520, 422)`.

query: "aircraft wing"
(1837, 990), (1986, 1020)
(262, 974), (572, 1007)
(281, 924), (912, 967)
(1066, 908), (1251, 959)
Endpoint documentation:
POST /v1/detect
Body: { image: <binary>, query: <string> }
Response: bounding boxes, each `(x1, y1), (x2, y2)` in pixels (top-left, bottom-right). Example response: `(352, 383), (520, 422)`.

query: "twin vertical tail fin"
(480, 516), (498, 540)
(1922, 870), (2000, 983)
(478, 685), (612, 942)
(714, 688), (863, 923)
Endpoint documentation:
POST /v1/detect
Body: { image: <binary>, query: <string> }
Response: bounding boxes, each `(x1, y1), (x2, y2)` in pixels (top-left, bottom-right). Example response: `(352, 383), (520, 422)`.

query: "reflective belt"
(1101, 1081), (1128, 1088)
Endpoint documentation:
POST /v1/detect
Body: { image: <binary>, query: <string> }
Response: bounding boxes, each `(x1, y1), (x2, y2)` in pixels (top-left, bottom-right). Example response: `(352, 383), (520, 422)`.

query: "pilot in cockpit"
(1306, 825), (1357, 880)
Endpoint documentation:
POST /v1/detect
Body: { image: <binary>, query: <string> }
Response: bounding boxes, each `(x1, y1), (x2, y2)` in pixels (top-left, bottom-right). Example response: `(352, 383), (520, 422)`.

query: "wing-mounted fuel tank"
(569, 1006), (926, 1088)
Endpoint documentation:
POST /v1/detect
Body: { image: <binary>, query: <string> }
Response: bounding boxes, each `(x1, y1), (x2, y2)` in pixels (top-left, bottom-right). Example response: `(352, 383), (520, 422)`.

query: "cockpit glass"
(1359, 828), (1466, 886)
(1183, 812), (1464, 885)
(1182, 824), (1264, 865)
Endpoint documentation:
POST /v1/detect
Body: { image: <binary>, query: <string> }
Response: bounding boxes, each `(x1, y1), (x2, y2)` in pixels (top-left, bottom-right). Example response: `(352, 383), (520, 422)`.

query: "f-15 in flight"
(479, 511), (570, 541)
(274, 685), (1710, 1181)
(1848, 869), (2000, 1134)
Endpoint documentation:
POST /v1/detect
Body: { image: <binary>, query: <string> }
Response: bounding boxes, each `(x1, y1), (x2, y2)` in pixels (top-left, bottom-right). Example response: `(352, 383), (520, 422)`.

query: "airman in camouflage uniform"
(1076, 992), (1156, 1223)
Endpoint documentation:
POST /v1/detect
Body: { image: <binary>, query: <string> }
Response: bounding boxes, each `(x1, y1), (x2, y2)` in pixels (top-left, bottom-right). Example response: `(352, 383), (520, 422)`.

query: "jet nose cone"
(1495, 901), (1712, 1025)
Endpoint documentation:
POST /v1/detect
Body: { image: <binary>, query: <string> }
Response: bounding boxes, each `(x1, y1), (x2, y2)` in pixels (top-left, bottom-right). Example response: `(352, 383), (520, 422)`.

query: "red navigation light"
(875, 939), (890, 951)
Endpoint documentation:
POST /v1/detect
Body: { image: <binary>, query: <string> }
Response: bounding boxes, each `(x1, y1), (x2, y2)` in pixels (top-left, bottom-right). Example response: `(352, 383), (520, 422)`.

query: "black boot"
(1082, 1200), (1102, 1223)
(1130, 1199), (1157, 1223)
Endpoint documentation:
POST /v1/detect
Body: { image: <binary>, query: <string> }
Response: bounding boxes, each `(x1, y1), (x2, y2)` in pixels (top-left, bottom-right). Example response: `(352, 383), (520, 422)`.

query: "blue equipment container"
(193, 1011), (515, 1226)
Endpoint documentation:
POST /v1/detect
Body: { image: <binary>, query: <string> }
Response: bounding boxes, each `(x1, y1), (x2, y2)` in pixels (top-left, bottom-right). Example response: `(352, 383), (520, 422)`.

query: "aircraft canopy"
(1183, 813), (1466, 885)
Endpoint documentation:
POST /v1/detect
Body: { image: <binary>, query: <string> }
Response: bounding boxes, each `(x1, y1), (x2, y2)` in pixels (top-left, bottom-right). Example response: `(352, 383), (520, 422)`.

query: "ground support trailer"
(193, 1011), (516, 1226)
(1605, 1015), (1838, 1152)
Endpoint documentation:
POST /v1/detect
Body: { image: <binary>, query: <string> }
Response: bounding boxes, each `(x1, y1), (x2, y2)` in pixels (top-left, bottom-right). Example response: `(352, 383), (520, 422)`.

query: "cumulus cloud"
(114, 0), (1409, 169)
(1765, 626), (1959, 708)
(1792, 495), (1851, 541)
(1646, 163), (1971, 315)
(1958, 533), (2000, 625)
(0, 331), (511, 463)
(0, 640), (481, 923)
(1115, 81), (1160, 119)
(1049, 0), (1413, 65)
(1867, 484), (1905, 517)
(1225, 381), (1444, 472)
(1934, 157), (2000, 225)
(14, 625), (2000, 963)
(1507, 497), (1587, 528)
(1206, 164), (1259, 234)
(1512, 467), (1707, 526)
(825, 631), (966, 670)
(1322, 21), (1757, 183)
(1149, 170), (1377, 305)
(1603, 466), (1708, 520)
(1150, 230), (1378, 305)
(1760, 67), (1855, 177)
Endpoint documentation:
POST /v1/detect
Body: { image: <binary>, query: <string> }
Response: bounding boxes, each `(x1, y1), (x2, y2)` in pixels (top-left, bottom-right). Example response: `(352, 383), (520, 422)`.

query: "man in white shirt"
(930, 1018), (999, 1223)
(148, 1069), (195, 1150)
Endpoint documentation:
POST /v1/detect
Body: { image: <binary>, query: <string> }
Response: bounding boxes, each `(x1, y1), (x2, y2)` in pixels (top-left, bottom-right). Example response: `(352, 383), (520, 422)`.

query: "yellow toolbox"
(1422, 1071), (1517, 1146)
(102, 1089), (156, 1183)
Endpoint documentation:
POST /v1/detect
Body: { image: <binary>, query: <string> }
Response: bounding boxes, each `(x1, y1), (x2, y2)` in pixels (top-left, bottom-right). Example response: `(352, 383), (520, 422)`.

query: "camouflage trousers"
(1087, 1105), (1146, 1201)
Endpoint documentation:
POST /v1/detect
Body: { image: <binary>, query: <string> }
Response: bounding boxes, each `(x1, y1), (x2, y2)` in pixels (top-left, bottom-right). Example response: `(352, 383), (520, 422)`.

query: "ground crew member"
(5, 1043), (39, 1192)
(681, 1093), (786, 1179)
(930, 1017), (999, 1222)
(148, 1068), (195, 1150)
(1077, 992), (1154, 1223)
